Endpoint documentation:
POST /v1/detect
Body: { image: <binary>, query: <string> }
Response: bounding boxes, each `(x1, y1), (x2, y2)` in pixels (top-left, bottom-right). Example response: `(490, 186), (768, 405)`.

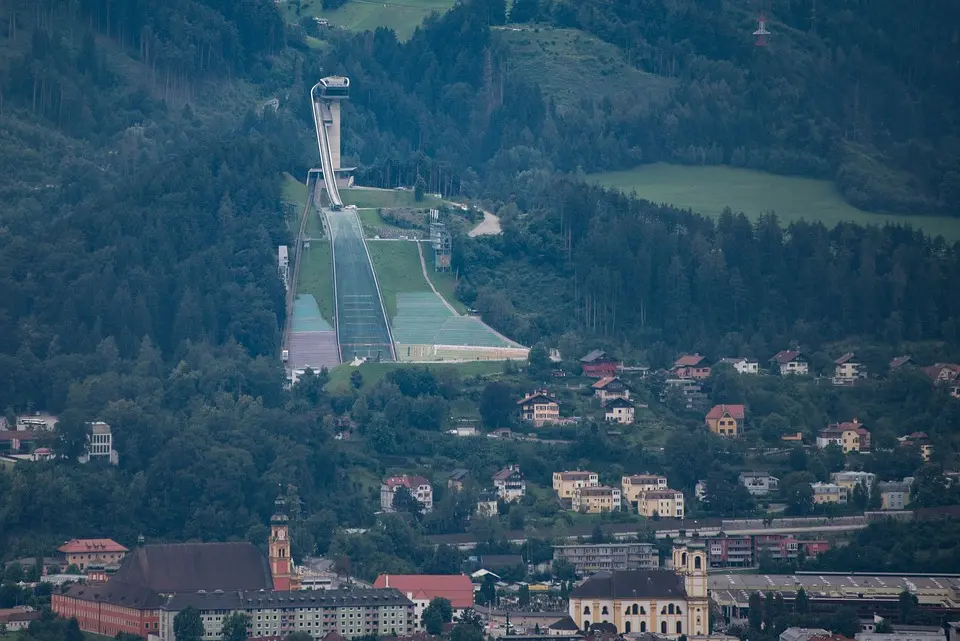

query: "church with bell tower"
(269, 494), (295, 591)
(568, 540), (709, 637)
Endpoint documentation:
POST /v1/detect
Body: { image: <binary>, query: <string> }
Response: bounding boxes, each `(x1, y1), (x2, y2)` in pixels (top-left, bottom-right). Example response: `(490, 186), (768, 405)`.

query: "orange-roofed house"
(373, 574), (474, 630)
(705, 404), (746, 438)
(672, 354), (711, 380)
(591, 377), (631, 403)
(58, 539), (129, 572)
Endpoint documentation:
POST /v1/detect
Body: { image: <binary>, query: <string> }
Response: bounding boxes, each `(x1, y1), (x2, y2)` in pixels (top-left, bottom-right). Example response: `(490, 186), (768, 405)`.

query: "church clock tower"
(270, 495), (292, 591)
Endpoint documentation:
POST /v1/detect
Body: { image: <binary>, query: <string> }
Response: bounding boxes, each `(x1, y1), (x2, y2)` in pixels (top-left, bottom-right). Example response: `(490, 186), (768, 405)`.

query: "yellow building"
(572, 486), (622, 513)
(816, 420), (870, 453)
(553, 471), (599, 502)
(621, 474), (668, 509)
(704, 404), (745, 438)
(568, 541), (709, 637)
(518, 391), (560, 427)
(638, 490), (686, 519)
(811, 482), (846, 504)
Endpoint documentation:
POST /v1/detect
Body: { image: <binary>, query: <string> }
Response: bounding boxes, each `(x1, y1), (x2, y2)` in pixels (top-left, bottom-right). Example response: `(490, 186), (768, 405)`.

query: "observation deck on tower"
(309, 75), (355, 192)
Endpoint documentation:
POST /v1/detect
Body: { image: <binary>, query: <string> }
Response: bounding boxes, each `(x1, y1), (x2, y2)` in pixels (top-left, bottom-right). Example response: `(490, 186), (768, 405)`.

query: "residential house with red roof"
(923, 363), (960, 398)
(816, 419), (871, 453)
(591, 377), (631, 403)
(770, 350), (809, 376)
(579, 350), (620, 378)
(889, 355), (914, 371)
(58, 539), (129, 572)
(705, 404), (746, 438)
(372, 574), (474, 631)
(380, 476), (433, 513)
(898, 432), (933, 461)
(672, 354), (711, 380)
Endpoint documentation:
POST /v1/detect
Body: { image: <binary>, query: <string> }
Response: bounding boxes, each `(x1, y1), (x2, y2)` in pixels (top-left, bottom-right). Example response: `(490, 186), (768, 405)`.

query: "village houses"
(770, 350), (809, 376)
(898, 432), (933, 461)
(517, 390), (560, 427)
(738, 472), (779, 496)
(637, 489), (686, 519)
(705, 404), (745, 438)
(672, 354), (712, 380)
(833, 352), (867, 385)
(58, 539), (129, 572)
(717, 357), (760, 374)
(492, 465), (526, 502)
(878, 479), (913, 510)
(817, 419), (871, 453)
(604, 397), (636, 424)
(380, 475), (434, 513)
(811, 482), (846, 504)
(572, 486), (622, 513)
(621, 474), (668, 509)
(553, 470), (599, 507)
(592, 376), (631, 403)
(580, 350), (620, 378)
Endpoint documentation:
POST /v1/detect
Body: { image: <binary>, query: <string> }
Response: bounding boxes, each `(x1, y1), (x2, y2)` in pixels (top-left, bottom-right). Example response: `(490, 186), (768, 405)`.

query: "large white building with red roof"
(58, 539), (129, 572)
(372, 574), (474, 630)
(380, 475), (434, 513)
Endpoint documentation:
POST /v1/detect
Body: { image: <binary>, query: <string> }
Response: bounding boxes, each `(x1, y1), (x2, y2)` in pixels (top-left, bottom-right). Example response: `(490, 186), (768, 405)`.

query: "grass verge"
(297, 240), (336, 325)
(341, 187), (442, 209)
(327, 360), (505, 393)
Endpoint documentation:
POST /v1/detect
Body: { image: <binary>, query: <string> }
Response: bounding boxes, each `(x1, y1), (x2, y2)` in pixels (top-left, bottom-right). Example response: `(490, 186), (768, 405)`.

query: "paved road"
(468, 210), (502, 237)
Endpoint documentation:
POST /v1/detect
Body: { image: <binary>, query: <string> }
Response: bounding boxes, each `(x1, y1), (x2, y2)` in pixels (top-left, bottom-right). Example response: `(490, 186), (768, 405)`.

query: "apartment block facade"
(572, 486), (622, 513)
(553, 543), (658, 576)
(157, 589), (416, 641)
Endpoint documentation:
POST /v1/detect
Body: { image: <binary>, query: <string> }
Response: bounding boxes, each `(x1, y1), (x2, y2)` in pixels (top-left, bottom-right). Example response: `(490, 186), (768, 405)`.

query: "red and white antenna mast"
(753, 13), (770, 46)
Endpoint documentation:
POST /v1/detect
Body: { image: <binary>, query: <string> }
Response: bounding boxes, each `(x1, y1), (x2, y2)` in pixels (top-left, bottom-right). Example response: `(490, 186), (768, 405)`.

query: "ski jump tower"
(310, 76), (355, 203)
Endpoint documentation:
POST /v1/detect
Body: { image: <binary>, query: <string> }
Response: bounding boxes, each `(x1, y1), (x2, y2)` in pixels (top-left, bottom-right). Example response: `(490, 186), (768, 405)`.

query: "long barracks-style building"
(52, 497), (416, 640)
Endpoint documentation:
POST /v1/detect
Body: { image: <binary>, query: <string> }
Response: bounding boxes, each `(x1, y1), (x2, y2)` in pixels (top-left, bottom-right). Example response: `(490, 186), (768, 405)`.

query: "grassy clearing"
(282, 0), (454, 40)
(590, 163), (960, 242)
(357, 207), (388, 229)
(366, 240), (431, 319)
(341, 187), (442, 209)
(305, 208), (326, 238)
(282, 172), (308, 206)
(327, 360), (505, 392)
(497, 26), (674, 112)
(297, 240), (336, 324)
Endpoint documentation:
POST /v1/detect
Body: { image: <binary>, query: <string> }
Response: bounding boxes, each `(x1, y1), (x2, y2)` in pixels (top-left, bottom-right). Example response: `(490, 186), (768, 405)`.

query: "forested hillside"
(508, 0), (960, 215)
(288, 0), (959, 216)
(1, 0), (959, 566)
(456, 176), (960, 356)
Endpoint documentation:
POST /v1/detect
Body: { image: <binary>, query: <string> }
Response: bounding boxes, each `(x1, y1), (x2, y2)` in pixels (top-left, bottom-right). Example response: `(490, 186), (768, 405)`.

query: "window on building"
(661, 622), (667, 634)
(695, 556), (702, 569)
(601, 607), (608, 615)
(640, 622), (646, 632)
(625, 622), (631, 633)
(668, 605), (674, 614)
(631, 605), (638, 615)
